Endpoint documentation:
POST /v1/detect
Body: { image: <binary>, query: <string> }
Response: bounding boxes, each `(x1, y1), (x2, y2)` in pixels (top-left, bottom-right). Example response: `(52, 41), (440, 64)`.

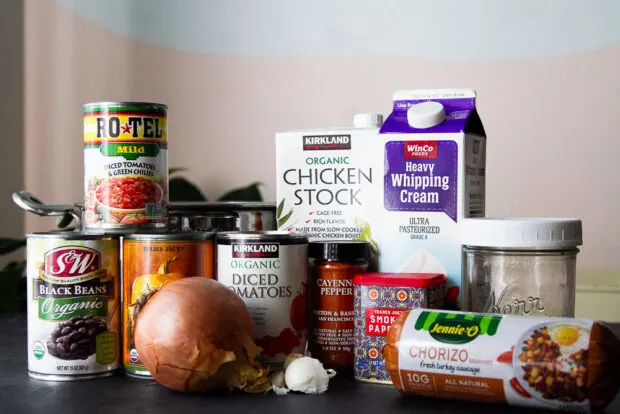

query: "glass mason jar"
(461, 218), (582, 317)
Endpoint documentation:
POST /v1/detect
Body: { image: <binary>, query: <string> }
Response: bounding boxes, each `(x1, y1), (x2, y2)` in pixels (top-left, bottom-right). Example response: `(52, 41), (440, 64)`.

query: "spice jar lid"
(461, 218), (583, 249)
(353, 272), (446, 288)
(309, 241), (370, 262)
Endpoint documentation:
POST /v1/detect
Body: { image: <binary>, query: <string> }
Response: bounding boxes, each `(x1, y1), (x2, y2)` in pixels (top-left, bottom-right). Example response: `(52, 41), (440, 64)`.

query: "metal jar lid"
(461, 218), (583, 250)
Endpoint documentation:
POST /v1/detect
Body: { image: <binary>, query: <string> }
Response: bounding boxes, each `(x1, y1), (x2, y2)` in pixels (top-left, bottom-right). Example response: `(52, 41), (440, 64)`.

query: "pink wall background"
(24, 0), (620, 269)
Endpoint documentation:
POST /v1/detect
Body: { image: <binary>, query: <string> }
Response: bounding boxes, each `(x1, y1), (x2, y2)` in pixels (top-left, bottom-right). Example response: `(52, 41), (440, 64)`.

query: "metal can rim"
(122, 231), (216, 241)
(216, 231), (308, 245)
(169, 201), (276, 212)
(82, 101), (168, 111)
(26, 231), (117, 240)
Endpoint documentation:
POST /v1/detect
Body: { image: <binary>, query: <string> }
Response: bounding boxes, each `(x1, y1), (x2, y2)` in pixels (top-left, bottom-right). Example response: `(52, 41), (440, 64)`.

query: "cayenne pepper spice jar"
(309, 241), (370, 372)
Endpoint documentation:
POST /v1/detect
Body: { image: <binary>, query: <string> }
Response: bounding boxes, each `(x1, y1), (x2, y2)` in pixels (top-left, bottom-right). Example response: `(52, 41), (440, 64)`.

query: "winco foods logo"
(404, 140), (438, 159)
(303, 134), (352, 151)
(232, 243), (280, 258)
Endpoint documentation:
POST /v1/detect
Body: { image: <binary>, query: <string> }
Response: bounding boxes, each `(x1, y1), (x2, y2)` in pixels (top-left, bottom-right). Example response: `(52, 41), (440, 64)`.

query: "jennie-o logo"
(232, 243), (280, 259)
(414, 311), (502, 345)
(368, 288), (379, 300)
(403, 140), (438, 159)
(302, 134), (352, 151)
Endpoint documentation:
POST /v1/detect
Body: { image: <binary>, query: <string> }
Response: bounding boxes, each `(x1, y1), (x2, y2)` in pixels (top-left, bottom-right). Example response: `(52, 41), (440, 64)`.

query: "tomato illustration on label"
(290, 282), (307, 332)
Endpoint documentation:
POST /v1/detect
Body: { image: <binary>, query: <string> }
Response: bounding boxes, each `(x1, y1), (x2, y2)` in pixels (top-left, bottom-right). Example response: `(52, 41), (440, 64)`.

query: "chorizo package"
(383, 310), (620, 412)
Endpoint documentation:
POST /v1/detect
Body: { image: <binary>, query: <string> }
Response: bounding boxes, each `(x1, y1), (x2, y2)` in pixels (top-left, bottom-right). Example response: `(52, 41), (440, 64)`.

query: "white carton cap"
(353, 113), (384, 128)
(461, 218), (583, 250)
(407, 101), (445, 129)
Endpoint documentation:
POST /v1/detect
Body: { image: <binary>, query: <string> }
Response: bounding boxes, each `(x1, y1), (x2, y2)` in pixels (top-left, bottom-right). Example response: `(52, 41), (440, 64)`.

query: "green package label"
(99, 143), (160, 161)
(38, 295), (108, 321)
(96, 331), (117, 365)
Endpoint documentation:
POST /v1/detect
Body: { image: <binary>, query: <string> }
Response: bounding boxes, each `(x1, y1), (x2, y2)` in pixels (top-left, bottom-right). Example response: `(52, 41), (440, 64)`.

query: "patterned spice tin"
(353, 272), (446, 384)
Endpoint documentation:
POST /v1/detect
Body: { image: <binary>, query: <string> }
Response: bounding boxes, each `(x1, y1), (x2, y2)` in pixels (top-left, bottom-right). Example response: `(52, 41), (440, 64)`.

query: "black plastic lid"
(309, 240), (370, 262)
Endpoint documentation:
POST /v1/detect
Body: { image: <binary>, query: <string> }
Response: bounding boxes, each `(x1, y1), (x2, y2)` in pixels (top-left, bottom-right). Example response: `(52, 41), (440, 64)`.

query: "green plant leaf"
(168, 167), (187, 176)
(277, 198), (285, 218)
(169, 177), (207, 202)
(278, 209), (293, 229)
(0, 260), (26, 313)
(217, 182), (263, 202)
(0, 238), (26, 255)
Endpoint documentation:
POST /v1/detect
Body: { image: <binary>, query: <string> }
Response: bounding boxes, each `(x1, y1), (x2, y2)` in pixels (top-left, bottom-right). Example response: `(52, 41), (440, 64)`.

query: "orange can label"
(122, 238), (214, 376)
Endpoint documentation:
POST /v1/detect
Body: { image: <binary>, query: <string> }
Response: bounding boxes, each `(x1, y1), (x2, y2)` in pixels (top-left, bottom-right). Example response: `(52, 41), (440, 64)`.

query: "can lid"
(353, 272), (446, 288)
(122, 231), (215, 241)
(461, 218), (583, 249)
(216, 231), (308, 245)
(309, 241), (370, 262)
(407, 101), (446, 129)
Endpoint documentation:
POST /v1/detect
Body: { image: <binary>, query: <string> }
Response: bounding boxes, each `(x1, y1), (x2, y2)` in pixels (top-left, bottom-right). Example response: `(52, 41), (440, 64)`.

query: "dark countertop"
(1, 314), (618, 414)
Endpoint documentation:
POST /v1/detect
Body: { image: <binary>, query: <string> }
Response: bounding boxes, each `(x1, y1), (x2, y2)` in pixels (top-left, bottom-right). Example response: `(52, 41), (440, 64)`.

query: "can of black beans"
(26, 231), (120, 381)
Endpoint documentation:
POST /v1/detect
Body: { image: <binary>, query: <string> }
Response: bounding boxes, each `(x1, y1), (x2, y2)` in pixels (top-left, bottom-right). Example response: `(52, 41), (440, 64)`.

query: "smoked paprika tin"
(121, 231), (215, 378)
(83, 102), (168, 232)
(26, 232), (120, 381)
(216, 231), (308, 369)
(353, 272), (446, 384)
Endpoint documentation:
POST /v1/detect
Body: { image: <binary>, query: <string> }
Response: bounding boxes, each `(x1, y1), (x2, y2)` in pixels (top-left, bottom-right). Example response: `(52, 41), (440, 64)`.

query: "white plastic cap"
(353, 113), (384, 128)
(407, 101), (445, 129)
(461, 218), (583, 250)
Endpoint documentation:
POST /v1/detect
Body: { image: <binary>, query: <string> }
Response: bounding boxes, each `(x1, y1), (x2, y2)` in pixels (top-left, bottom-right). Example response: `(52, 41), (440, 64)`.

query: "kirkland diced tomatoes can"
(83, 102), (168, 232)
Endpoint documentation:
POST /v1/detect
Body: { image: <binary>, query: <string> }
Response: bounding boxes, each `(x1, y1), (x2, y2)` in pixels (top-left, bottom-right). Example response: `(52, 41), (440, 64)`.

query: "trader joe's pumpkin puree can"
(83, 102), (168, 231)
(122, 232), (215, 378)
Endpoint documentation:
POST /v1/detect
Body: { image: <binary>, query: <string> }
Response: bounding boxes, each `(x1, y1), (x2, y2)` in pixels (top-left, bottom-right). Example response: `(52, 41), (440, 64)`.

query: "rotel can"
(121, 232), (215, 378)
(216, 231), (308, 369)
(26, 232), (120, 381)
(83, 102), (168, 232)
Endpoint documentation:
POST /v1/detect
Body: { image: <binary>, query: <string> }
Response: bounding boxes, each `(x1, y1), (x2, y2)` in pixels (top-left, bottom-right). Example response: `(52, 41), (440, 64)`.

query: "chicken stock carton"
(275, 113), (383, 245)
(372, 89), (486, 306)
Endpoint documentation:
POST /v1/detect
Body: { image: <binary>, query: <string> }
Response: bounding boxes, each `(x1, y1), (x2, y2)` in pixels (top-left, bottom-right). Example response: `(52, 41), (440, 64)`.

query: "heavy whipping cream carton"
(276, 90), (486, 306)
(371, 89), (486, 306)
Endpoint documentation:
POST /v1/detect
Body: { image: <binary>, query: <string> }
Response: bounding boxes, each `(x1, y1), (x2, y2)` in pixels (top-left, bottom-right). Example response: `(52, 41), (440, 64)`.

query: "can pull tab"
(12, 191), (81, 229)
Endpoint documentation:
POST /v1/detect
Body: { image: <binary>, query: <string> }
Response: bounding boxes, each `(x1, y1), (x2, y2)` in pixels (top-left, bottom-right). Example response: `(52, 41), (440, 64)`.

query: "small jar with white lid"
(461, 218), (582, 317)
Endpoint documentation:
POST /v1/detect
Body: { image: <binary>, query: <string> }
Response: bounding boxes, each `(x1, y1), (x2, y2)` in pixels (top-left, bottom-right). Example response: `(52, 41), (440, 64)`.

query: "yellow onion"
(134, 277), (270, 392)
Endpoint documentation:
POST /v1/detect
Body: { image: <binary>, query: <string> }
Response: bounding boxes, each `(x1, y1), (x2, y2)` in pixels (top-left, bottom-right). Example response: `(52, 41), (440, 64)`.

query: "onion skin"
(134, 277), (268, 392)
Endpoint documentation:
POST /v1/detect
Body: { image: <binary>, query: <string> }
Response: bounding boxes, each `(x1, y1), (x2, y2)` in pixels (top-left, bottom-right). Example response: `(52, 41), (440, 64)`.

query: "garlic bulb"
(284, 357), (336, 394)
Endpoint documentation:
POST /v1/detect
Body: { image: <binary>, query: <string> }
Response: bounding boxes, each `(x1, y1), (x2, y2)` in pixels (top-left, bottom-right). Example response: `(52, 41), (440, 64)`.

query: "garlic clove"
(284, 357), (333, 394)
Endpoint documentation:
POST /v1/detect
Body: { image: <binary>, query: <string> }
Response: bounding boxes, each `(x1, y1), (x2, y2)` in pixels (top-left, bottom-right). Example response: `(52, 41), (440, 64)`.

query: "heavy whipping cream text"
(216, 233), (308, 367)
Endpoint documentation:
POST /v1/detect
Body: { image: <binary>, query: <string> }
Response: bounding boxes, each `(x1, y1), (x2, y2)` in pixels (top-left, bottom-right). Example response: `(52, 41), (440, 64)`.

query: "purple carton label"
(384, 140), (458, 222)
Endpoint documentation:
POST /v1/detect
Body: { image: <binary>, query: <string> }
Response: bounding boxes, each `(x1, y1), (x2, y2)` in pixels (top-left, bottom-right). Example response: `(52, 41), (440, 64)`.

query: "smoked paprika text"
(309, 241), (370, 372)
